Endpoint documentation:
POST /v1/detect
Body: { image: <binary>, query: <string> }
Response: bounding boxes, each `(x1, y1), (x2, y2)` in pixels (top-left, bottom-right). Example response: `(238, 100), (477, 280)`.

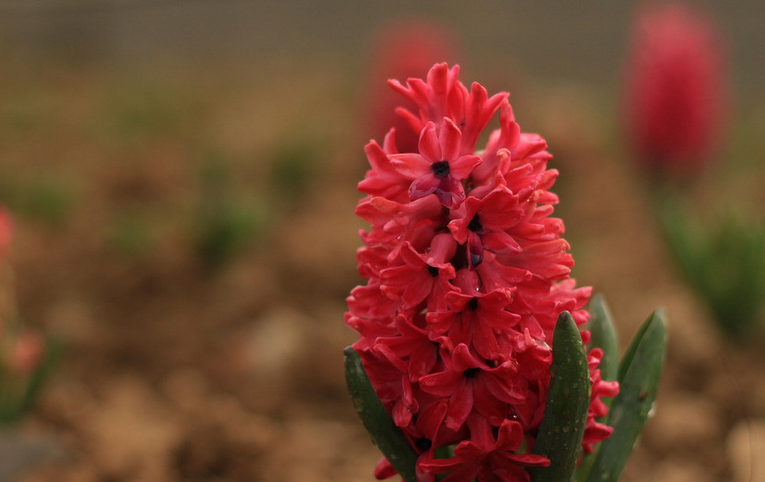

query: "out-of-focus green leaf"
(659, 201), (765, 338)
(18, 336), (63, 419)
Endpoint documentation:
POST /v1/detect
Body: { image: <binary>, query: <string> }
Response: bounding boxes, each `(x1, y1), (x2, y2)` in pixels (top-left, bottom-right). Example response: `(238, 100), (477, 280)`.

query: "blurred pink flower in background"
(622, 2), (728, 175)
(363, 20), (460, 154)
(0, 208), (14, 260)
(8, 331), (45, 376)
(0, 209), (46, 380)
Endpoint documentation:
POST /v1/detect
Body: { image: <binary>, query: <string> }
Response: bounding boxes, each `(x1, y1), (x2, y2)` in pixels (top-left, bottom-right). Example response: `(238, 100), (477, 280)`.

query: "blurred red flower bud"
(362, 20), (460, 153)
(622, 2), (728, 175)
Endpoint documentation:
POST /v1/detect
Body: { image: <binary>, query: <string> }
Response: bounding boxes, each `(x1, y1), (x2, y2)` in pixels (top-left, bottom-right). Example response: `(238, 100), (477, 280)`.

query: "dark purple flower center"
(431, 161), (451, 178)
(469, 250), (483, 269)
(467, 214), (483, 232)
(463, 368), (480, 378)
(427, 265), (439, 277)
(415, 438), (432, 451)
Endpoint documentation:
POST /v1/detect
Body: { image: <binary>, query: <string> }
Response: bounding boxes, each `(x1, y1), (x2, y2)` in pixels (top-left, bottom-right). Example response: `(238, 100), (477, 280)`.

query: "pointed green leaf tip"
(344, 347), (418, 482)
(529, 311), (590, 482)
(585, 310), (666, 482)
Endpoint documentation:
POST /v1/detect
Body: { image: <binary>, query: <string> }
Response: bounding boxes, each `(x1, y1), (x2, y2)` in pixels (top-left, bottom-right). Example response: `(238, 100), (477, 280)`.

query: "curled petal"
(446, 380), (474, 430)
(435, 176), (466, 208)
(418, 121), (441, 162)
(449, 154), (482, 180)
(390, 153), (433, 179)
(440, 117), (463, 161)
(410, 173), (441, 200)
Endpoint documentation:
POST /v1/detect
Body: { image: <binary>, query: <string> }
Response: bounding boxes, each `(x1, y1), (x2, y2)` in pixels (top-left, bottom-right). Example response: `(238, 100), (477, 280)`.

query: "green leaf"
(344, 347), (418, 482)
(576, 294), (620, 482)
(0, 334), (63, 426)
(585, 310), (666, 482)
(18, 335), (63, 418)
(529, 311), (591, 482)
(616, 312), (652, 383)
(586, 294), (620, 385)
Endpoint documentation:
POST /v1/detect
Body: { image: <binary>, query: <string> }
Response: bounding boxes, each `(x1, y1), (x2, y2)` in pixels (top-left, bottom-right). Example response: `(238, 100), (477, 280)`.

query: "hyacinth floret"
(346, 63), (618, 482)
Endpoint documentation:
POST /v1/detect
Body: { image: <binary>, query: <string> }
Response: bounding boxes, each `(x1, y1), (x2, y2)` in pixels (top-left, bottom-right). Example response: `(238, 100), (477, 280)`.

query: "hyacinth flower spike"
(345, 63), (666, 482)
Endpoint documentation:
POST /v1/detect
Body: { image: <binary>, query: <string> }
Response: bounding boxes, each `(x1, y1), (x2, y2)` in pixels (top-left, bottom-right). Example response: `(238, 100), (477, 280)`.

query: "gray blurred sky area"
(0, 0), (762, 91)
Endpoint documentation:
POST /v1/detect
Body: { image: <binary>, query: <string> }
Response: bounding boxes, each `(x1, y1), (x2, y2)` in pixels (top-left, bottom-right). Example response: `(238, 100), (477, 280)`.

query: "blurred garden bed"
(0, 57), (764, 482)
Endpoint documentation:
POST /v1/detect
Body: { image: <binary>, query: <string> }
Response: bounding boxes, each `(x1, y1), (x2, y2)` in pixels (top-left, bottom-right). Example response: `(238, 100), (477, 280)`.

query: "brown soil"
(1, 58), (764, 482)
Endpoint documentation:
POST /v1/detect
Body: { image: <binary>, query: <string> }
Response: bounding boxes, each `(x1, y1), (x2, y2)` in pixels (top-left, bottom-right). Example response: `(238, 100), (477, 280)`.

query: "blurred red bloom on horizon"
(0, 208), (13, 259)
(0, 208), (46, 378)
(622, 2), (728, 175)
(363, 20), (460, 153)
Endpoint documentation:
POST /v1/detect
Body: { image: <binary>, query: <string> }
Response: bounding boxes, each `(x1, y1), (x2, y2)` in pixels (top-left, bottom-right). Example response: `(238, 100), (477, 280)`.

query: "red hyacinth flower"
(448, 185), (523, 268)
(419, 343), (525, 431)
(380, 236), (457, 311)
(419, 416), (550, 482)
(390, 118), (481, 208)
(426, 289), (519, 361)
